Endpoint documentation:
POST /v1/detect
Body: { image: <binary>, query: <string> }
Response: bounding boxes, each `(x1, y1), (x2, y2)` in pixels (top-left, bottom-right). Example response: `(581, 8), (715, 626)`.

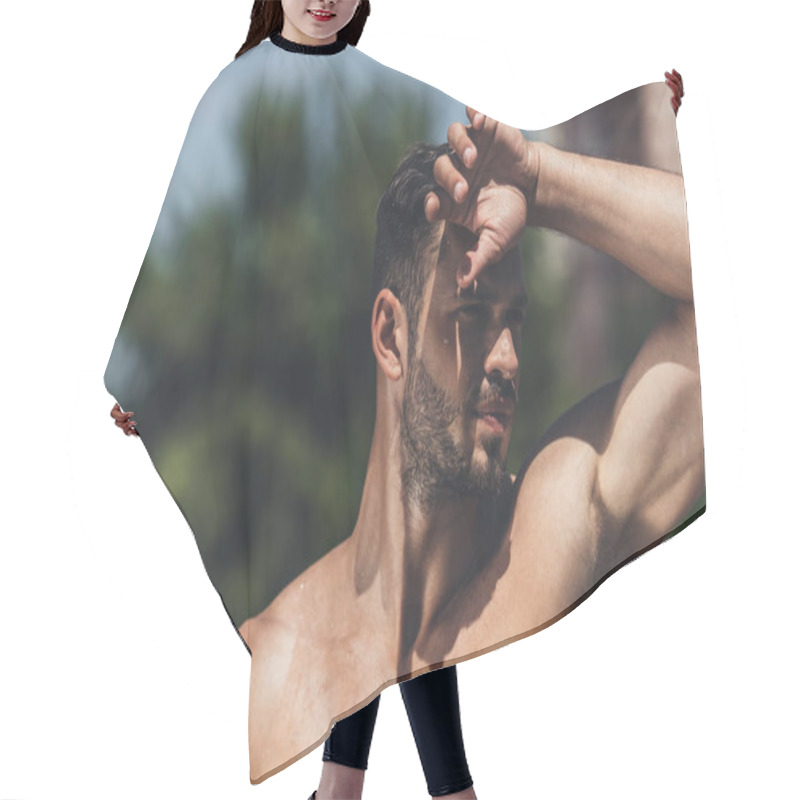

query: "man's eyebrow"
(452, 285), (528, 308)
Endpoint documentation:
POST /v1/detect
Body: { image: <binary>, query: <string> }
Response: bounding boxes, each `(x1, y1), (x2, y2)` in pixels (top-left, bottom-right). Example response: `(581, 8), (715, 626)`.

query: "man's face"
(400, 223), (527, 500)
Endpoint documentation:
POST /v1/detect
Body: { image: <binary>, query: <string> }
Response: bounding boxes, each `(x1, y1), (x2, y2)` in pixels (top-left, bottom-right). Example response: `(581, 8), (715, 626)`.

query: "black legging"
(323, 665), (473, 797)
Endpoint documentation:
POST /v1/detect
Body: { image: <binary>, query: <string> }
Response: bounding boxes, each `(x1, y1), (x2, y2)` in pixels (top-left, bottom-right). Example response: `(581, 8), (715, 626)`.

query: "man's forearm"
(529, 142), (692, 302)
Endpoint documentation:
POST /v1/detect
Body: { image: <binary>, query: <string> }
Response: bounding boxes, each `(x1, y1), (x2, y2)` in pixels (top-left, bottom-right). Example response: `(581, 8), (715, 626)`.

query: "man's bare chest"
(420, 510), (599, 666)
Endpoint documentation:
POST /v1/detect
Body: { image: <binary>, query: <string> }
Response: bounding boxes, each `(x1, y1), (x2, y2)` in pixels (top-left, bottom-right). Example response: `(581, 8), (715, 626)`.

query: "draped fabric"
(105, 35), (704, 782)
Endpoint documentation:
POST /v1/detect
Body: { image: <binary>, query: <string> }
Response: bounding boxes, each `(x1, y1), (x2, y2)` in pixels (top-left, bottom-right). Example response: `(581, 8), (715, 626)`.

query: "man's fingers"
(424, 191), (440, 222)
(465, 106), (486, 131)
(447, 122), (477, 169)
(433, 152), (469, 205)
(424, 190), (454, 223)
(458, 234), (501, 287)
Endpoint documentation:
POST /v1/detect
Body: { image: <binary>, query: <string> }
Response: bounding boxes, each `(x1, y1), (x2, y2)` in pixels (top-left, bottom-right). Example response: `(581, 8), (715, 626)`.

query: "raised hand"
(424, 107), (538, 287)
(665, 69), (684, 115)
(110, 402), (139, 436)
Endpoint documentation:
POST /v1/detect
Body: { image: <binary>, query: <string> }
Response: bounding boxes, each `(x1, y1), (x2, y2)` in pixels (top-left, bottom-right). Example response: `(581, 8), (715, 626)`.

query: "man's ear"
(371, 289), (406, 381)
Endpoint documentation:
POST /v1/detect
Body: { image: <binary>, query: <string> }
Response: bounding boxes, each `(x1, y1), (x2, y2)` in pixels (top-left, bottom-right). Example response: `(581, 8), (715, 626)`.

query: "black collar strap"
(270, 32), (348, 55)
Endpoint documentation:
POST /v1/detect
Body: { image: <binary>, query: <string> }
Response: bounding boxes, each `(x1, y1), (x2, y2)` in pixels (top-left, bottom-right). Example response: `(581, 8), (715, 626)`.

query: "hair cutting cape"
(105, 35), (705, 783)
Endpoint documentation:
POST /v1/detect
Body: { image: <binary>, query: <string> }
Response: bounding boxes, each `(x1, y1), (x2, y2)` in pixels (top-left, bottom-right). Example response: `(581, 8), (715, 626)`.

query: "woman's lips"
(307, 9), (335, 22)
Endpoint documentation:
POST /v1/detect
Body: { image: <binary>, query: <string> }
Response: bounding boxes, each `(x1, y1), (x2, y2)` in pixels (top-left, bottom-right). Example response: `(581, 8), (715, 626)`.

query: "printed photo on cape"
(104, 35), (704, 781)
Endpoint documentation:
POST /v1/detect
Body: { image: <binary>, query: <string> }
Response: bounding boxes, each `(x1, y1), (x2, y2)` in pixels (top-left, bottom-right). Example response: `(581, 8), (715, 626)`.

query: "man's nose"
(484, 328), (519, 382)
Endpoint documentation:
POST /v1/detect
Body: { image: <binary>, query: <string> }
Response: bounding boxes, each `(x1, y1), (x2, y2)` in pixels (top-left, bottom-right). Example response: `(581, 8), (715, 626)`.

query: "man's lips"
(474, 402), (514, 433)
(308, 9), (335, 21)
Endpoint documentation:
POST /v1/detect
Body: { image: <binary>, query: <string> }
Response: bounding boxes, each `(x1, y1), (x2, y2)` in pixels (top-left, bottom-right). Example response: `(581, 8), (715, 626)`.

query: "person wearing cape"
(106, 0), (701, 788)
(109, 4), (479, 798)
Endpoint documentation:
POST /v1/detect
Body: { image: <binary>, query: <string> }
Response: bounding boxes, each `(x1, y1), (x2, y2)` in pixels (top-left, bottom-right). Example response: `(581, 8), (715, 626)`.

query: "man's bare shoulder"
(245, 605), (329, 782)
(512, 378), (621, 519)
(244, 538), (379, 781)
(244, 537), (353, 650)
(487, 380), (625, 628)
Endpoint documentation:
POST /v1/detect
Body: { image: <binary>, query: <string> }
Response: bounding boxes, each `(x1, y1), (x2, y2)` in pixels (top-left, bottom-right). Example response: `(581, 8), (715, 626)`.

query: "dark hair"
(371, 143), (452, 353)
(236, 1), (371, 59)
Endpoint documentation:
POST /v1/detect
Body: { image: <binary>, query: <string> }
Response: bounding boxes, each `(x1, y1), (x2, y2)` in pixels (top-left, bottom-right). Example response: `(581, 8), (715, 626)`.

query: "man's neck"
(349, 413), (504, 674)
(396, 490), (483, 659)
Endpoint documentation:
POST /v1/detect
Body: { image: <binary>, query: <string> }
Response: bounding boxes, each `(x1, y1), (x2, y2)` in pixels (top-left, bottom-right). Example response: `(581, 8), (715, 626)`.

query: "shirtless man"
(238, 92), (703, 781)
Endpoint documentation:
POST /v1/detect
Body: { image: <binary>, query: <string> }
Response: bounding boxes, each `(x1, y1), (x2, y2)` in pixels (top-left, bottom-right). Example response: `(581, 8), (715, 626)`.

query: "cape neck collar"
(270, 32), (348, 56)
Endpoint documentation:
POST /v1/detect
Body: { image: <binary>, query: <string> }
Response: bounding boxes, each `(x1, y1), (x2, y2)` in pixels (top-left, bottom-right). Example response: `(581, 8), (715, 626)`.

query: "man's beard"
(400, 353), (509, 509)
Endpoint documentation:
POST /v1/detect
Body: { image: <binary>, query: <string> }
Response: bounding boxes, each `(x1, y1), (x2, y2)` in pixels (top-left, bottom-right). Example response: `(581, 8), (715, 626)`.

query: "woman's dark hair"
(236, 1), (371, 59)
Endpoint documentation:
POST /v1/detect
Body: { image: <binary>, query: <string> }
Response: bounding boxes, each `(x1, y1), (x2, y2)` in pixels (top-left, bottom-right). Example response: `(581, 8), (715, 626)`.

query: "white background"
(1, 1), (797, 798)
